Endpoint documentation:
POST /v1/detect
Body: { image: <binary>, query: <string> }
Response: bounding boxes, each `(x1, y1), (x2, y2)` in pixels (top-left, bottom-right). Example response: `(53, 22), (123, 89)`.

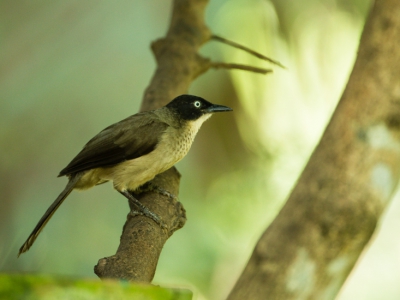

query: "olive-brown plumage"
(18, 95), (232, 256)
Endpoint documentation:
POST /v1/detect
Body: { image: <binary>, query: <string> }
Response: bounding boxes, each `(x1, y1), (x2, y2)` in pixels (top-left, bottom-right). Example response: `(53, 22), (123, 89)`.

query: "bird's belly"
(107, 144), (188, 191)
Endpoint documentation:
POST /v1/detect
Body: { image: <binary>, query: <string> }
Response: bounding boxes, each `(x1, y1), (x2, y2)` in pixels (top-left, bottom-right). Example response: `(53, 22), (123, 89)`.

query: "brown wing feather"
(58, 112), (169, 176)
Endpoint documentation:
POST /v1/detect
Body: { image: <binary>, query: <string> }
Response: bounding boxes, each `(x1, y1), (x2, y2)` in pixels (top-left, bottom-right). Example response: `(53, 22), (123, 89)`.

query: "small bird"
(18, 94), (232, 256)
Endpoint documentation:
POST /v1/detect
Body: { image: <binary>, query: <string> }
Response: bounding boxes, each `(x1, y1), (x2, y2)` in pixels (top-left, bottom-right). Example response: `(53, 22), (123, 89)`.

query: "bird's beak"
(205, 104), (233, 113)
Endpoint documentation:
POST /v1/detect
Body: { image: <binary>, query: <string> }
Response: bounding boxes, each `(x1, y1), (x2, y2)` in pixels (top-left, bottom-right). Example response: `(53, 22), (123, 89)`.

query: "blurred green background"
(1, 0), (400, 299)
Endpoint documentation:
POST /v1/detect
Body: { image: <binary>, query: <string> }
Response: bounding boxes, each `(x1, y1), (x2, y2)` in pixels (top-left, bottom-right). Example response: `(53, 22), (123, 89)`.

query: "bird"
(18, 94), (232, 256)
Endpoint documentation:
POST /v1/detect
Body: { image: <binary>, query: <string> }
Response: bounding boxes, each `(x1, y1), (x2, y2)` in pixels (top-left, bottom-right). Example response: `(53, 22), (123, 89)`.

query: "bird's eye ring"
(194, 101), (201, 108)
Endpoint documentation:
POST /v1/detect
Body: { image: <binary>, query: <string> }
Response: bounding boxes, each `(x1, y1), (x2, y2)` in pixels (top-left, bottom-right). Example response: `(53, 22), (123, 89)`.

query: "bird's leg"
(136, 182), (177, 200)
(119, 190), (167, 229)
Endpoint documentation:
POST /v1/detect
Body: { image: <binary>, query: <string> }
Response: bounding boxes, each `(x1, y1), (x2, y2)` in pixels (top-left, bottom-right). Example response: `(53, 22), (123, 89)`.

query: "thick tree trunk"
(228, 0), (400, 299)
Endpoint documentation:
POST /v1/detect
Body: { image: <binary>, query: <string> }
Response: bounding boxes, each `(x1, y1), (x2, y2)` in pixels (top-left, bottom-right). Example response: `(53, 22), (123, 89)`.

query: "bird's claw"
(137, 182), (177, 200)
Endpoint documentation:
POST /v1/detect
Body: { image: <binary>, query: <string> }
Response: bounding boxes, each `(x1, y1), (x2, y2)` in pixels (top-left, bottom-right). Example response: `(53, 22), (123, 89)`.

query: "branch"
(210, 62), (272, 74)
(94, 0), (278, 283)
(94, 0), (211, 282)
(228, 0), (400, 299)
(211, 34), (286, 69)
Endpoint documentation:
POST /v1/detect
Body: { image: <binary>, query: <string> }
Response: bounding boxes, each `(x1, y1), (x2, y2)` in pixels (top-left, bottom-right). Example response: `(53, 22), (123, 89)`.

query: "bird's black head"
(166, 95), (232, 121)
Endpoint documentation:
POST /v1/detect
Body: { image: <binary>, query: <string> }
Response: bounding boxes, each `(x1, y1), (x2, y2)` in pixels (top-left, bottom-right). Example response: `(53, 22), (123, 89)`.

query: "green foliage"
(0, 273), (192, 300)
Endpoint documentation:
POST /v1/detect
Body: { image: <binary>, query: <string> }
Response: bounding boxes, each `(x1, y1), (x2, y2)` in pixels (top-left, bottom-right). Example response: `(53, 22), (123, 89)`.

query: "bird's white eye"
(194, 101), (201, 108)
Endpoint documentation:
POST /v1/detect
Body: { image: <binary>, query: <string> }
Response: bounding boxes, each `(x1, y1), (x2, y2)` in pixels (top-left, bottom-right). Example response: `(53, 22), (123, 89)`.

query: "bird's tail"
(18, 175), (81, 256)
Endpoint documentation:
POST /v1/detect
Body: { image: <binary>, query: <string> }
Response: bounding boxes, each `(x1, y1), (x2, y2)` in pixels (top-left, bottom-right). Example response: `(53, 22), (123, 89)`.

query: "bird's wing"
(58, 112), (169, 176)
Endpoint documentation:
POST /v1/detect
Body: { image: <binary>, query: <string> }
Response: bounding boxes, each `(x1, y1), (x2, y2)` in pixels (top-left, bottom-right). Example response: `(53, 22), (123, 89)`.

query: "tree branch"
(211, 34), (286, 69)
(94, 0), (278, 284)
(210, 62), (272, 74)
(94, 0), (211, 282)
(228, 0), (400, 299)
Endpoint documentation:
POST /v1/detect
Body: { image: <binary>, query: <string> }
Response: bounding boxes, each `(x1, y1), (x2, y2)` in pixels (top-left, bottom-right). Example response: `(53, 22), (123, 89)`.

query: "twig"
(210, 62), (272, 74)
(211, 34), (286, 69)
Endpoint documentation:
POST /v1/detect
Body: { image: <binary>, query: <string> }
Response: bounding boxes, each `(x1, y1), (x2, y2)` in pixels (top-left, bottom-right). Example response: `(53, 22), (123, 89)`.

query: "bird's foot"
(120, 190), (167, 229)
(128, 210), (167, 230)
(136, 182), (177, 200)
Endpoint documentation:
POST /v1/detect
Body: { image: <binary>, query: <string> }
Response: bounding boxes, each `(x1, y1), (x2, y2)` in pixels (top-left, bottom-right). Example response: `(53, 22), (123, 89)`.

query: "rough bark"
(95, 0), (211, 282)
(227, 0), (400, 299)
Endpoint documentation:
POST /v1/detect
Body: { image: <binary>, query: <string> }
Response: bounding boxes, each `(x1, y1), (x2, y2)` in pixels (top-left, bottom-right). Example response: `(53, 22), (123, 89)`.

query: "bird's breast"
(161, 125), (197, 163)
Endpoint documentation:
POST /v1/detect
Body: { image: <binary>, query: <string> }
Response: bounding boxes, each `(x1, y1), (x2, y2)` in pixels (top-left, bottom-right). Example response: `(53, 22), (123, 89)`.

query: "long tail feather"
(18, 175), (81, 256)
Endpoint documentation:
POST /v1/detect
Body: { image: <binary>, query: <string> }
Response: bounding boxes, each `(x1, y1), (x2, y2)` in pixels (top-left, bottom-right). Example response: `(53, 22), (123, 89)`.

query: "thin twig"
(210, 62), (272, 74)
(211, 34), (286, 69)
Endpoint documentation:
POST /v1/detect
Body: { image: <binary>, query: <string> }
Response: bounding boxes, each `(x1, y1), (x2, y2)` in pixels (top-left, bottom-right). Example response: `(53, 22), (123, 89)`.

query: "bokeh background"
(2, 0), (400, 299)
